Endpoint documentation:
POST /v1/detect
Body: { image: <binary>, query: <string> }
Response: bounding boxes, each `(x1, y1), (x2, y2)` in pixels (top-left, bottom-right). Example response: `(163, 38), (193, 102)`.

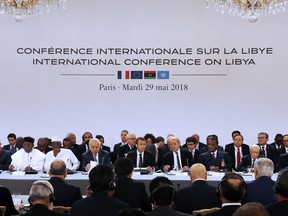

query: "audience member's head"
(88, 165), (115, 194)
(48, 159), (67, 178)
(135, 137), (146, 153)
(114, 157), (134, 177)
(273, 169), (288, 200)
(28, 180), (54, 210)
(7, 133), (17, 146)
(207, 134), (219, 152)
(232, 202), (269, 216)
(149, 176), (175, 207)
(155, 136), (165, 148)
(257, 132), (269, 145)
(189, 163), (207, 182)
(116, 208), (146, 216)
(169, 137), (181, 152)
(254, 158), (274, 179)
(126, 134), (136, 147)
(217, 173), (246, 203)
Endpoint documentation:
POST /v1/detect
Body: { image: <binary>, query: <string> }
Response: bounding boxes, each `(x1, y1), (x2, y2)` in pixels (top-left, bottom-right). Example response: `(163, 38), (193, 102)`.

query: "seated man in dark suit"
(118, 133), (137, 158)
(276, 134), (288, 171)
(113, 157), (151, 212)
(257, 132), (277, 167)
(162, 137), (191, 172)
(243, 158), (276, 205)
(111, 130), (129, 164)
(181, 136), (200, 165)
(3, 133), (18, 154)
(0, 145), (12, 170)
(192, 134), (206, 150)
(147, 176), (190, 216)
(225, 134), (250, 171)
(95, 135), (110, 152)
(70, 165), (129, 216)
(48, 159), (82, 206)
(82, 138), (111, 171)
(206, 173), (246, 216)
(266, 169), (288, 216)
(241, 145), (260, 171)
(127, 137), (156, 173)
(270, 133), (284, 150)
(199, 135), (224, 153)
(146, 136), (167, 168)
(198, 135), (232, 172)
(174, 163), (221, 214)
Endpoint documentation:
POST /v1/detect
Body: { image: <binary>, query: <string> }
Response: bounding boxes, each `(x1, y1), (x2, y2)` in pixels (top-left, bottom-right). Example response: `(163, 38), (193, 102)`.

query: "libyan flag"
(144, 71), (156, 79)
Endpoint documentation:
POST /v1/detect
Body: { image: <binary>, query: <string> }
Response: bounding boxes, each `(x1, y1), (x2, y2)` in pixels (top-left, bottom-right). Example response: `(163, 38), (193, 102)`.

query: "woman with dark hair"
(0, 186), (19, 216)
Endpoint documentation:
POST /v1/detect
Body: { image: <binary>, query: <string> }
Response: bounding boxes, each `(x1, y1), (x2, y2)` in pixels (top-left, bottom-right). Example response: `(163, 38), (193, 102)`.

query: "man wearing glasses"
(257, 132), (277, 168)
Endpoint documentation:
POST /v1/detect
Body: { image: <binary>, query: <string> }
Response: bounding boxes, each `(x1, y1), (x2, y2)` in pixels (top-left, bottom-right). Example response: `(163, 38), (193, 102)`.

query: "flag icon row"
(117, 71), (169, 80)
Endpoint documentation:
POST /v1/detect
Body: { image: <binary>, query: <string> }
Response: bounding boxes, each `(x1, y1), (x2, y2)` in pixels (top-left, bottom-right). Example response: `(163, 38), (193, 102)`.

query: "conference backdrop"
(0, 0), (287, 146)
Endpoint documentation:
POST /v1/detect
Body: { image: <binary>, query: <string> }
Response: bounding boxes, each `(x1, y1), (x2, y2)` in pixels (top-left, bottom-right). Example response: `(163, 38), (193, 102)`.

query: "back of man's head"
(149, 176), (175, 207)
(29, 180), (54, 205)
(254, 158), (274, 178)
(49, 159), (66, 177)
(273, 169), (288, 198)
(89, 165), (115, 194)
(190, 163), (207, 182)
(232, 202), (269, 216)
(114, 157), (134, 177)
(217, 173), (246, 202)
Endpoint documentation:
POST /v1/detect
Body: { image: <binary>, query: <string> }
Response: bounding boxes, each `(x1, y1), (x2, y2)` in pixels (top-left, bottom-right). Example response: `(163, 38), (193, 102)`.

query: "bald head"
(49, 159), (67, 177)
(190, 163), (207, 182)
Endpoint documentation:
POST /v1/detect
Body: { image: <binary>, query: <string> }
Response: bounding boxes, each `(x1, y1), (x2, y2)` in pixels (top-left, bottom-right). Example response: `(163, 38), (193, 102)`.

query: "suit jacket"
(0, 148), (12, 170)
(277, 153), (288, 171)
(147, 206), (191, 216)
(0, 186), (19, 216)
(20, 204), (65, 216)
(174, 180), (221, 214)
(199, 146), (224, 154)
(240, 155), (259, 171)
(270, 142), (284, 150)
(48, 177), (82, 207)
(266, 200), (288, 216)
(102, 145), (110, 152)
(243, 176), (276, 205)
(225, 144), (250, 170)
(198, 151), (232, 171)
(277, 147), (287, 156)
(114, 176), (151, 212)
(257, 144), (277, 165)
(118, 144), (136, 158)
(162, 149), (191, 171)
(3, 144), (17, 155)
(185, 149), (200, 166)
(145, 144), (169, 168)
(111, 142), (123, 164)
(127, 150), (156, 169)
(206, 205), (240, 216)
(82, 150), (111, 171)
(70, 192), (129, 216)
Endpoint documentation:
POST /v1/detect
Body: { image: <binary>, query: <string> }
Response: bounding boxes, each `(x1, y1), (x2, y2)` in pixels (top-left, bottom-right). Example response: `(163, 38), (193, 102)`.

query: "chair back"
(192, 207), (220, 216)
(0, 206), (6, 216)
(53, 206), (71, 214)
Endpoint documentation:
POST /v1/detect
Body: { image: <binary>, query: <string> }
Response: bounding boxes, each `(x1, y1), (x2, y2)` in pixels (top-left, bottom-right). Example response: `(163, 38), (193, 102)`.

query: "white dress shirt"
(44, 148), (80, 171)
(173, 149), (182, 170)
(11, 148), (45, 171)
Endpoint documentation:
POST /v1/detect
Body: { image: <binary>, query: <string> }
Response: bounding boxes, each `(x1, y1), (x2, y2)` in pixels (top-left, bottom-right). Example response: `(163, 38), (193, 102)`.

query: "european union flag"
(131, 71), (143, 79)
(157, 71), (169, 79)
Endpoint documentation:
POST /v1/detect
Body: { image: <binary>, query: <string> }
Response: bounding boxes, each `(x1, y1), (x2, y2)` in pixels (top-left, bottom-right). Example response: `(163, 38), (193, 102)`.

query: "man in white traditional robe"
(44, 137), (80, 171)
(9, 136), (45, 171)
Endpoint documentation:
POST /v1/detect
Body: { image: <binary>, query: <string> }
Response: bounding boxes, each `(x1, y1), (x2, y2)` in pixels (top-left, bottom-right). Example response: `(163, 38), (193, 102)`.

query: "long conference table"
(0, 170), (278, 196)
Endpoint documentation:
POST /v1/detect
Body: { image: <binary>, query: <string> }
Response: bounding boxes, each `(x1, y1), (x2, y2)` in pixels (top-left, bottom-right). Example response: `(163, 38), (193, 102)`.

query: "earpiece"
(108, 181), (116, 191)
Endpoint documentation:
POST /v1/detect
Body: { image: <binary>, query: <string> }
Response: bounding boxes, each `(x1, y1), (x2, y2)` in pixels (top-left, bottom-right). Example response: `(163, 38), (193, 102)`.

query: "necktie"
(175, 152), (181, 170)
(212, 152), (216, 159)
(139, 154), (143, 167)
(191, 151), (194, 162)
(262, 147), (266, 157)
(236, 148), (241, 168)
(93, 154), (97, 162)
(155, 147), (159, 163)
(252, 158), (255, 167)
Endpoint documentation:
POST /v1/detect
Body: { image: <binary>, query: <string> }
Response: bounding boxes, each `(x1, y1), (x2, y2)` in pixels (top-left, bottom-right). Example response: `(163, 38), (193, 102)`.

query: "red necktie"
(237, 148), (241, 168)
